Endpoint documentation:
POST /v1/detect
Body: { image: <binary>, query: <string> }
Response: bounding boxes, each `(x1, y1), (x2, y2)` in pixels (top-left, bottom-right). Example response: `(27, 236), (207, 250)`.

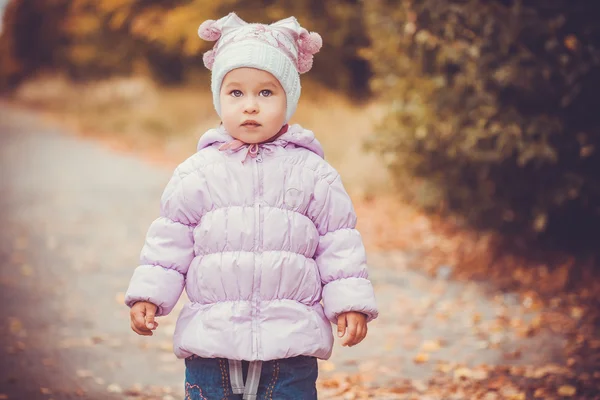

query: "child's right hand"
(130, 301), (159, 336)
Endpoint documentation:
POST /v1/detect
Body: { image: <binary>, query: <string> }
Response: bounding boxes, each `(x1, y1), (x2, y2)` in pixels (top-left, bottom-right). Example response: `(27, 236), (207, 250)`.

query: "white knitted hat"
(198, 13), (322, 123)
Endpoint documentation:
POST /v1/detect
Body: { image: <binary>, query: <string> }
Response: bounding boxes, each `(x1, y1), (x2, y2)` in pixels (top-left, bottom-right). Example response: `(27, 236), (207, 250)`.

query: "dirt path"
(0, 106), (573, 399)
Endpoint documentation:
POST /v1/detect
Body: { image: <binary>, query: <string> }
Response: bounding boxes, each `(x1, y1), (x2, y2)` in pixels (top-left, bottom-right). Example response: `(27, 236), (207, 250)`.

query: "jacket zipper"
(251, 147), (263, 359)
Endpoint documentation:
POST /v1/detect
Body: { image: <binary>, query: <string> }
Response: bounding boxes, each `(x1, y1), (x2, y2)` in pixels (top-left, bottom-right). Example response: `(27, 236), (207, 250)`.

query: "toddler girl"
(125, 12), (378, 400)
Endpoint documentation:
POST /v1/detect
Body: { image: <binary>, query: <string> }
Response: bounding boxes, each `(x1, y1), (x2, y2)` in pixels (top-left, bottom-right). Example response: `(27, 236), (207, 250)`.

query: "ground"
(1, 104), (599, 399)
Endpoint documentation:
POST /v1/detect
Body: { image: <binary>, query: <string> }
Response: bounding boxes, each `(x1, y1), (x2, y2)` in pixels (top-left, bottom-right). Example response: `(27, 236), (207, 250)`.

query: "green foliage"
(363, 0), (600, 245)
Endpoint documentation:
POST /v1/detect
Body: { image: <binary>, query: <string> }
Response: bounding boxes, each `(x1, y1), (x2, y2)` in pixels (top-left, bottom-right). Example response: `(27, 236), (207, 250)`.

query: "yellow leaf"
(421, 339), (442, 352)
(413, 353), (429, 364)
(97, 0), (134, 14)
(63, 13), (102, 36)
(557, 385), (576, 396)
(109, 9), (130, 30)
(320, 361), (336, 372)
(570, 307), (584, 320)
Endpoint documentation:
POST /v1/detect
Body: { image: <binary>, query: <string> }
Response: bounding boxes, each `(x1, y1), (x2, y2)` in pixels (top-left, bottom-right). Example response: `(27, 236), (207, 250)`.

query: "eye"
(260, 89), (272, 97)
(229, 90), (243, 97)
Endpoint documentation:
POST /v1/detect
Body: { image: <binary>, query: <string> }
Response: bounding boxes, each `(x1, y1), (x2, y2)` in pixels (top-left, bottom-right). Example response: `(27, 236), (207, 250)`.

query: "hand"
(130, 301), (159, 336)
(337, 311), (368, 347)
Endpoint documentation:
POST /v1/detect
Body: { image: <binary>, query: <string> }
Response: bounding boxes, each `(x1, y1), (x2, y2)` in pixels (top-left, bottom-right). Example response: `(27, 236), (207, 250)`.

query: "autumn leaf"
(320, 361), (336, 372)
(413, 353), (429, 364)
(557, 385), (577, 396)
(107, 383), (123, 393)
(420, 339), (442, 352)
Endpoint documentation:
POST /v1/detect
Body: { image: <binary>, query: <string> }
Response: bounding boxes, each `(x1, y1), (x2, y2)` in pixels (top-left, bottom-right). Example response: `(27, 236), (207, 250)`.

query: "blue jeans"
(184, 355), (318, 399)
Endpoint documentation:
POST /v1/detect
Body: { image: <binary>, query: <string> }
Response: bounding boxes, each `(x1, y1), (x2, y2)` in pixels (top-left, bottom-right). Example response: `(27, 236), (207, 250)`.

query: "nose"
(243, 96), (258, 114)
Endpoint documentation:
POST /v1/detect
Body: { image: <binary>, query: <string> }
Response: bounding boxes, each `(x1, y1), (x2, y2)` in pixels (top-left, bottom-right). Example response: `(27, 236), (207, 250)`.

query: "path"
(0, 105), (567, 399)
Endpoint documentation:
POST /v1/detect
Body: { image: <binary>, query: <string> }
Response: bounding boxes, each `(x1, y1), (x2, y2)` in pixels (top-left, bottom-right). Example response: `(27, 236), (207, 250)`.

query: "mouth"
(241, 120), (261, 128)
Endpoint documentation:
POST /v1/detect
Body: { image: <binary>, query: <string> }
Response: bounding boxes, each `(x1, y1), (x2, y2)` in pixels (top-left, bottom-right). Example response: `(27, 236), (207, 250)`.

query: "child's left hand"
(337, 311), (368, 347)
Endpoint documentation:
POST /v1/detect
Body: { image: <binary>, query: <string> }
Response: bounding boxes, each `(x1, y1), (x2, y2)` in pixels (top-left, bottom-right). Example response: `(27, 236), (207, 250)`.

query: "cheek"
(265, 98), (287, 119)
(220, 98), (238, 118)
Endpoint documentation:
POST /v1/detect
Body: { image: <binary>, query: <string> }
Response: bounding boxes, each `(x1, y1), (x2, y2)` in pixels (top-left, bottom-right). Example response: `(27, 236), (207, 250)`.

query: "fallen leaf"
(413, 353), (429, 364)
(570, 306), (584, 319)
(76, 369), (93, 378)
(564, 34), (578, 51)
(320, 361), (336, 372)
(421, 339), (442, 352)
(482, 392), (499, 400)
(107, 383), (122, 393)
(557, 385), (576, 396)
(528, 364), (570, 379)
(123, 383), (143, 396)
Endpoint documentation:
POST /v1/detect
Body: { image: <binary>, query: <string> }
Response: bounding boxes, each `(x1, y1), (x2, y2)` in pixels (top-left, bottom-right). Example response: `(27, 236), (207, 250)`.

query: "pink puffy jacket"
(125, 124), (378, 361)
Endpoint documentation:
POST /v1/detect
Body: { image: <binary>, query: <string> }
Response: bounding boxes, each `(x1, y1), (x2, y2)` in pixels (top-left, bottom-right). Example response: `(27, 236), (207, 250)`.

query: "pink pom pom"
(297, 54), (314, 74)
(203, 50), (216, 70)
(198, 20), (221, 41)
(306, 32), (323, 54)
(299, 31), (322, 55)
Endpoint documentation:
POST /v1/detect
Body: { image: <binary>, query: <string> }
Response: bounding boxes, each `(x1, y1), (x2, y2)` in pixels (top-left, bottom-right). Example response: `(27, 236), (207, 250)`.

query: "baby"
(125, 12), (378, 399)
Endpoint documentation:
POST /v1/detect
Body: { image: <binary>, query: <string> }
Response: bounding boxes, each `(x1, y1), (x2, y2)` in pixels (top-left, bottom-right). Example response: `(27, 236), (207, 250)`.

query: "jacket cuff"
(322, 277), (378, 324)
(124, 264), (185, 316)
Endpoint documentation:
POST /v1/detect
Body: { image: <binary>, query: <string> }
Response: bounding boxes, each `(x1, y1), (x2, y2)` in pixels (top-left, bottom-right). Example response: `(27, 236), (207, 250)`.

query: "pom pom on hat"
(198, 19), (221, 41)
(297, 31), (322, 73)
(203, 49), (216, 70)
(299, 31), (322, 55)
(297, 54), (314, 74)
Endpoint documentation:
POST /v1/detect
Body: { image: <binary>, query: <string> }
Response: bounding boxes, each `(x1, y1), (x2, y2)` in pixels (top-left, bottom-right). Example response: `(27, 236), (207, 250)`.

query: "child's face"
(220, 67), (287, 144)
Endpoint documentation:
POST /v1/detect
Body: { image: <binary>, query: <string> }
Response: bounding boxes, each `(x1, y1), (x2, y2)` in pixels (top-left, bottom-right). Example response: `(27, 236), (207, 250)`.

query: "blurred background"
(2, 0), (600, 253)
(1, 0), (600, 399)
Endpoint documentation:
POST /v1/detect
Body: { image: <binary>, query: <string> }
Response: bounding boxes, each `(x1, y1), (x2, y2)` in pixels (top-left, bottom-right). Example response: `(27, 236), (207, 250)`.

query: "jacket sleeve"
(124, 165), (201, 317)
(309, 173), (378, 324)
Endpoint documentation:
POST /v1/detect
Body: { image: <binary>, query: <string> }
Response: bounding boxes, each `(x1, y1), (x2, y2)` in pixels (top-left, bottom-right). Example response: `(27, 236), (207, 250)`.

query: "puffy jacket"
(125, 124), (378, 361)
